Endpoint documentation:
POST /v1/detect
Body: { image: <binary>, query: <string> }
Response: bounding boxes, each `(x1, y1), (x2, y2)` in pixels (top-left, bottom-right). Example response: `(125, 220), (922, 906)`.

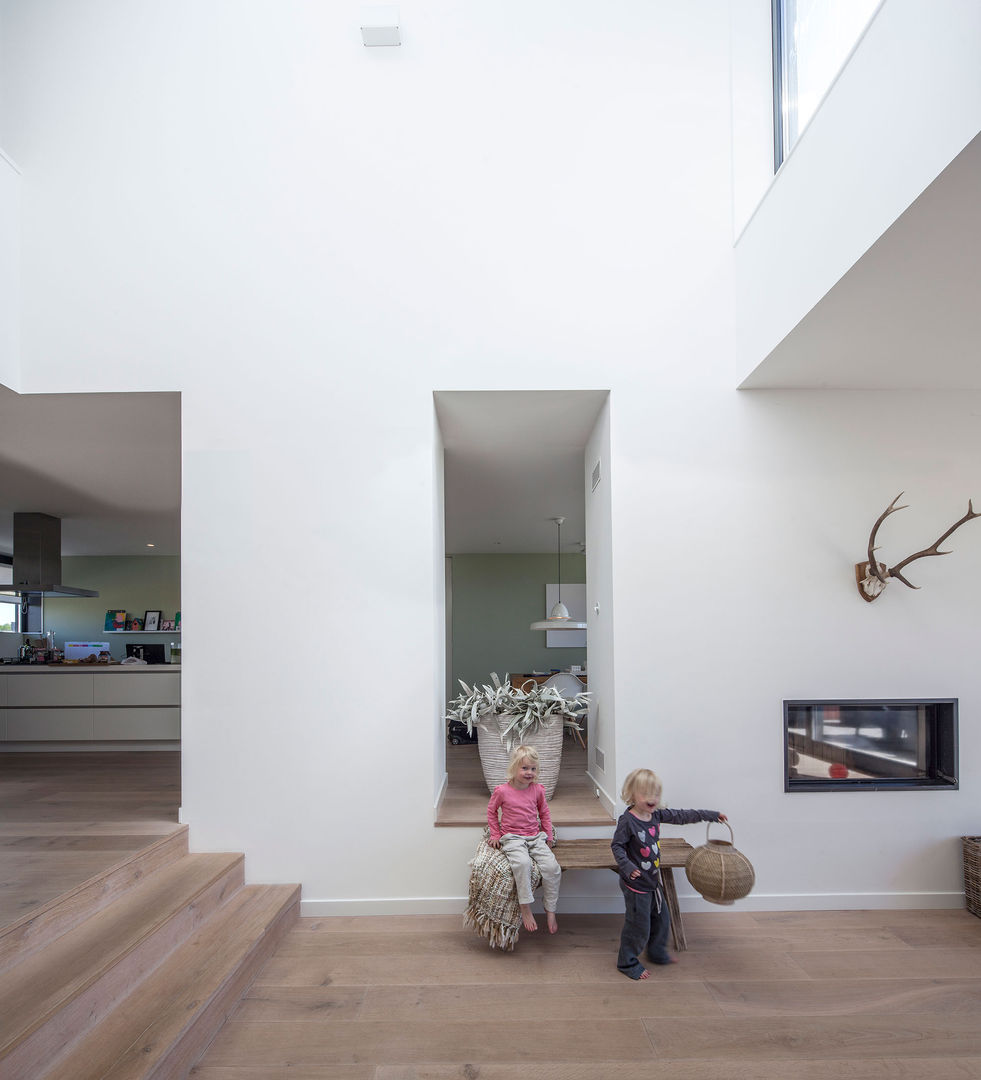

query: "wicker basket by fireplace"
(963, 836), (981, 918)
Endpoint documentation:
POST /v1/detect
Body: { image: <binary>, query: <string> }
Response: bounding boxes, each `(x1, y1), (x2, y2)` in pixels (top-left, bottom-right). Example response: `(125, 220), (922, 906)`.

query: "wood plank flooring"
(436, 742), (613, 827)
(0, 751), (181, 928)
(6, 749), (981, 1079)
(192, 907), (981, 1079)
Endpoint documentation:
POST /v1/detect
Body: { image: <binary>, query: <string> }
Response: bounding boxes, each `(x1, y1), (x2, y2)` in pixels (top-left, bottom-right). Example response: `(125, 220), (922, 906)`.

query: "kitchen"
(0, 388), (181, 750)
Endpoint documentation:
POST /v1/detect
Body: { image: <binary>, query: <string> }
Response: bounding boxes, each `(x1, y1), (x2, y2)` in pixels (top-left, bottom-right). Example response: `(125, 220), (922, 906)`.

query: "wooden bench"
(552, 837), (693, 951)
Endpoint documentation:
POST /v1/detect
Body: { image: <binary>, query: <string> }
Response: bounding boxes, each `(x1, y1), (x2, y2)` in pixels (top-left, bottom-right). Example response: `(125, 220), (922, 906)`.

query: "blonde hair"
(621, 768), (662, 808)
(506, 744), (540, 782)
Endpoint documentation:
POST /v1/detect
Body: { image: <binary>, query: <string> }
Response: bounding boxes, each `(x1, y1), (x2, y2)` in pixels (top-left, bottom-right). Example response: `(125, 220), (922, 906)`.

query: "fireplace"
(784, 699), (958, 792)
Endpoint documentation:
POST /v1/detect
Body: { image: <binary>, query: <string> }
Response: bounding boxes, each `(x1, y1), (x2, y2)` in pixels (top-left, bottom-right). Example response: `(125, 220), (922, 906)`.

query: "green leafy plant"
(446, 672), (588, 751)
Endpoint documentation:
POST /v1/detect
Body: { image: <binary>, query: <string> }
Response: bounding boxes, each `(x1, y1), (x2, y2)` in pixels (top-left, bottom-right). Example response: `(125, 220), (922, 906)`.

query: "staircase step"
(0, 850), (244, 1080)
(0, 825), (189, 975)
(41, 883), (300, 1080)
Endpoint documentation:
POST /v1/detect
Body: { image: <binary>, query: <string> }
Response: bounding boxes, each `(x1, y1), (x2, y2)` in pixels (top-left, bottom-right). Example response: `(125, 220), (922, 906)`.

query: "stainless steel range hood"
(0, 513), (99, 598)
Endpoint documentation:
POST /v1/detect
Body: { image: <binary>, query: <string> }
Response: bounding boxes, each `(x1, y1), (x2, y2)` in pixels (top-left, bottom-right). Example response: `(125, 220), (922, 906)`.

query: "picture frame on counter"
(161, 619), (174, 631)
(143, 610), (161, 632)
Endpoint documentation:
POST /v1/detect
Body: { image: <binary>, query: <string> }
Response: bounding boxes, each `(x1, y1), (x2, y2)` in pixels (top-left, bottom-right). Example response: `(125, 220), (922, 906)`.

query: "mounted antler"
(856, 493), (981, 601)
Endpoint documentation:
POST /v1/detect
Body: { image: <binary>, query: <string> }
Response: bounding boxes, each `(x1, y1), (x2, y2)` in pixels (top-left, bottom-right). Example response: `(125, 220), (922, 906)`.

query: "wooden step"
(0, 850), (244, 1080)
(41, 883), (300, 1080)
(0, 825), (189, 975)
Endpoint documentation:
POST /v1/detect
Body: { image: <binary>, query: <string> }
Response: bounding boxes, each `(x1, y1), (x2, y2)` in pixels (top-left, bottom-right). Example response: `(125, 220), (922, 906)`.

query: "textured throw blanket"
(463, 830), (543, 950)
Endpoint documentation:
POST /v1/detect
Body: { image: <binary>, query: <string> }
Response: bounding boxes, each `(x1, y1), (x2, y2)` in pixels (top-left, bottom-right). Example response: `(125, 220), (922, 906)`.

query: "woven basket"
(963, 836), (981, 918)
(685, 821), (755, 906)
(476, 715), (564, 799)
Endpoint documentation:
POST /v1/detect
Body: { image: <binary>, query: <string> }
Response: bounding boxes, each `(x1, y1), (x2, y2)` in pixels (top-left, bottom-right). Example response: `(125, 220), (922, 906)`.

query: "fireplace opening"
(784, 699), (958, 792)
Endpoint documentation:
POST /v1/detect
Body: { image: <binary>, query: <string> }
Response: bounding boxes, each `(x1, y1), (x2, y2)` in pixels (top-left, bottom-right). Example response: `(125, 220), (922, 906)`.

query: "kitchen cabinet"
(0, 668), (180, 748)
(93, 707), (179, 740)
(5, 707), (95, 741)
(7, 672), (94, 707)
(94, 672), (179, 707)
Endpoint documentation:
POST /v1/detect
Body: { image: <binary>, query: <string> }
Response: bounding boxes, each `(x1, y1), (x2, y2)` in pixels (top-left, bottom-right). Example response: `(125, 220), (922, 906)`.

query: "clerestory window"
(772, 0), (882, 169)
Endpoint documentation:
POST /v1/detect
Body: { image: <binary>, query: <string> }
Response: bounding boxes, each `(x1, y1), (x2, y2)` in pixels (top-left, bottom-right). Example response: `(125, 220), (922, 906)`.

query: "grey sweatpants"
(499, 831), (561, 911)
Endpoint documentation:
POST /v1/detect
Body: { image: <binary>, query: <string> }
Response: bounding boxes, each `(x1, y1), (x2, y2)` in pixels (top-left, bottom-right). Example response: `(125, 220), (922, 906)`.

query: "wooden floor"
(192, 906), (981, 1079)
(7, 750), (981, 1078)
(436, 741), (614, 827)
(0, 751), (182, 928)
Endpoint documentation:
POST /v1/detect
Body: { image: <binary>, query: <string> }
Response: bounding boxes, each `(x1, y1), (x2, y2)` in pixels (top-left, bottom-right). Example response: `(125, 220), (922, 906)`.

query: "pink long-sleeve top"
(486, 782), (553, 844)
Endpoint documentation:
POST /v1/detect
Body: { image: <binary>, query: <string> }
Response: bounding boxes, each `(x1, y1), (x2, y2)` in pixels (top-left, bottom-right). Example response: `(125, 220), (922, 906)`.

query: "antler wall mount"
(855, 492), (981, 602)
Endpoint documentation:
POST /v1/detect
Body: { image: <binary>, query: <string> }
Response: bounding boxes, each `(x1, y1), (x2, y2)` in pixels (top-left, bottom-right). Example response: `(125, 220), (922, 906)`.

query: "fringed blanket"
(463, 831), (543, 950)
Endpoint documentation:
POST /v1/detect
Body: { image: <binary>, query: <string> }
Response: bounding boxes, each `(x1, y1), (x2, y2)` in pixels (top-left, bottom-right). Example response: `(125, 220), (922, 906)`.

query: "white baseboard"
(686, 890), (966, 912)
(585, 769), (616, 818)
(432, 770), (448, 817)
(0, 741), (180, 752)
(300, 889), (967, 918)
(301, 896), (471, 917)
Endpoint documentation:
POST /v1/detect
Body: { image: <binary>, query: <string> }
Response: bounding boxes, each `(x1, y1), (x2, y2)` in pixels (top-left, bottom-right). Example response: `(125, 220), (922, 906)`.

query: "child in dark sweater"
(611, 768), (726, 980)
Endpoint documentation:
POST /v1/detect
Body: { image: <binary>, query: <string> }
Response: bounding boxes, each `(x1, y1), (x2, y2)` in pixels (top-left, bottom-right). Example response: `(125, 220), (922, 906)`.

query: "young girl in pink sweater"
(486, 744), (561, 933)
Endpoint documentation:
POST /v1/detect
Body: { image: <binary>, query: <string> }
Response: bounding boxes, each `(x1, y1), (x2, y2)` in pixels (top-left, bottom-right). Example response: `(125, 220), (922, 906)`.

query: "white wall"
(0, 147), (20, 390)
(732, 0), (981, 383)
(612, 387), (981, 908)
(1, 1), (977, 912)
(584, 395), (616, 810)
(432, 403), (446, 812)
(729, 0), (774, 236)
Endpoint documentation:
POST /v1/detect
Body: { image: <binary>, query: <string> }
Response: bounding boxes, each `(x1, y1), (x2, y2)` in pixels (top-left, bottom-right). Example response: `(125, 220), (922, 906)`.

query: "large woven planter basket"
(964, 836), (981, 918)
(685, 821), (755, 906)
(476, 715), (564, 799)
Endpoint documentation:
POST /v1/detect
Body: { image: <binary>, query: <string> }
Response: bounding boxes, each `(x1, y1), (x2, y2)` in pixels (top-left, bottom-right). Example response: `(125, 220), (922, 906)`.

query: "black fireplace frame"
(783, 698), (958, 792)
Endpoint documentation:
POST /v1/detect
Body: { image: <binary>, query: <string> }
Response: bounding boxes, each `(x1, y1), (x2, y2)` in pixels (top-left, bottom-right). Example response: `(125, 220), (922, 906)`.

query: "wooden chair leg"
(661, 869), (687, 951)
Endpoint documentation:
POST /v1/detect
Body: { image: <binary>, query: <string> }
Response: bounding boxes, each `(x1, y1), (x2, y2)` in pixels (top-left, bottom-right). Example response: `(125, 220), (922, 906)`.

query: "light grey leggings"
(499, 831), (561, 911)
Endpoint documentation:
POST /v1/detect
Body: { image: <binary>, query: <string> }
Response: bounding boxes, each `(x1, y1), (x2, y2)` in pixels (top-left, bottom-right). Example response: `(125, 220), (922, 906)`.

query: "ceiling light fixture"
(530, 516), (587, 632)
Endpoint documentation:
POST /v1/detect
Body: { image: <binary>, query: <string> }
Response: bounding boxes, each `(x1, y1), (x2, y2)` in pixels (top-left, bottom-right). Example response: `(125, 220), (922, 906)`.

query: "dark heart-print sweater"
(611, 807), (720, 892)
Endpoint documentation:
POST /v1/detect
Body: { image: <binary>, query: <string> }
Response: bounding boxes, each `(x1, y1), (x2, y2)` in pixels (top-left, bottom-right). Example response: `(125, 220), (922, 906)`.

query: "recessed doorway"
(434, 389), (614, 827)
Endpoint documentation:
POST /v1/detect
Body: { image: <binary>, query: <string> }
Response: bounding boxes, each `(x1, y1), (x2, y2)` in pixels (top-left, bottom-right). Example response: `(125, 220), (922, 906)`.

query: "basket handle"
(706, 819), (734, 845)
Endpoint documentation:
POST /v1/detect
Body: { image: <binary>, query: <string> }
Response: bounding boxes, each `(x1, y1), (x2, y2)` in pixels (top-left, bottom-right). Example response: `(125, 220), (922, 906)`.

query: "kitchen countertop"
(1, 664), (181, 673)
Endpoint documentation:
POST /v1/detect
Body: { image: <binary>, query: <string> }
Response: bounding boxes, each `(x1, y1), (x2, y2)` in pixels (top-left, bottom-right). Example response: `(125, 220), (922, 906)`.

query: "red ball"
(828, 762), (848, 779)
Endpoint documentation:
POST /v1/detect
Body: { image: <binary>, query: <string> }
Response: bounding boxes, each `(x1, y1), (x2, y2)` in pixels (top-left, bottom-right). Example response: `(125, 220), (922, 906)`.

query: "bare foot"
(520, 904), (538, 932)
(546, 911), (558, 934)
(638, 969), (650, 980)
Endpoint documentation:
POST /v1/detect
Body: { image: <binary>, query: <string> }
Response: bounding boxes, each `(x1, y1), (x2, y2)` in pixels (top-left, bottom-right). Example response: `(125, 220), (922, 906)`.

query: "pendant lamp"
(530, 516), (587, 631)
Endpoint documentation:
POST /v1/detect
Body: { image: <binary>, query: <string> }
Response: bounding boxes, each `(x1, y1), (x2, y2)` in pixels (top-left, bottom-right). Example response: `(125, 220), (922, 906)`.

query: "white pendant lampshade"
(530, 517), (587, 631)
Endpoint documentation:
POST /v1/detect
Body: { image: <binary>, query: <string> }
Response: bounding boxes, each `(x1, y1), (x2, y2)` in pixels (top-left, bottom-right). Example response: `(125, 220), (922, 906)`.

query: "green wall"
(450, 554), (586, 696)
(43, 556), (180, 661)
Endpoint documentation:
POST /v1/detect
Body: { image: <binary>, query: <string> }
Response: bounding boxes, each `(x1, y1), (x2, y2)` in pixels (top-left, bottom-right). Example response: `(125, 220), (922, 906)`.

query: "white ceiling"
(0, 387), (180, 558)
(741, 132), (981, 390)
(438, 390), (608, 554)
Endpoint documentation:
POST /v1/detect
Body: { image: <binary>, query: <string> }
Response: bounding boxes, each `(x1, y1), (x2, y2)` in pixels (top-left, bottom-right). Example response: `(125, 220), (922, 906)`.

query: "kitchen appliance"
(0, 513), (99, 598)
(64, 641), (111, 661)
(126, 642), (166, 664)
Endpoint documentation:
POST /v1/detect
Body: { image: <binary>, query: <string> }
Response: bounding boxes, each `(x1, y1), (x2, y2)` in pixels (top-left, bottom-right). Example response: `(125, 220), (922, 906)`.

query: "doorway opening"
(0, 384), (182, 930)
(434, 389), (615, 827)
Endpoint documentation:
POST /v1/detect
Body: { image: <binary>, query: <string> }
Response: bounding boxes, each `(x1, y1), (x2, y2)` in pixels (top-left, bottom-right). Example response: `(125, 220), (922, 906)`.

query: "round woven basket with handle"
(684, 820), (755, 906)
(476, 714), (564, 799)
